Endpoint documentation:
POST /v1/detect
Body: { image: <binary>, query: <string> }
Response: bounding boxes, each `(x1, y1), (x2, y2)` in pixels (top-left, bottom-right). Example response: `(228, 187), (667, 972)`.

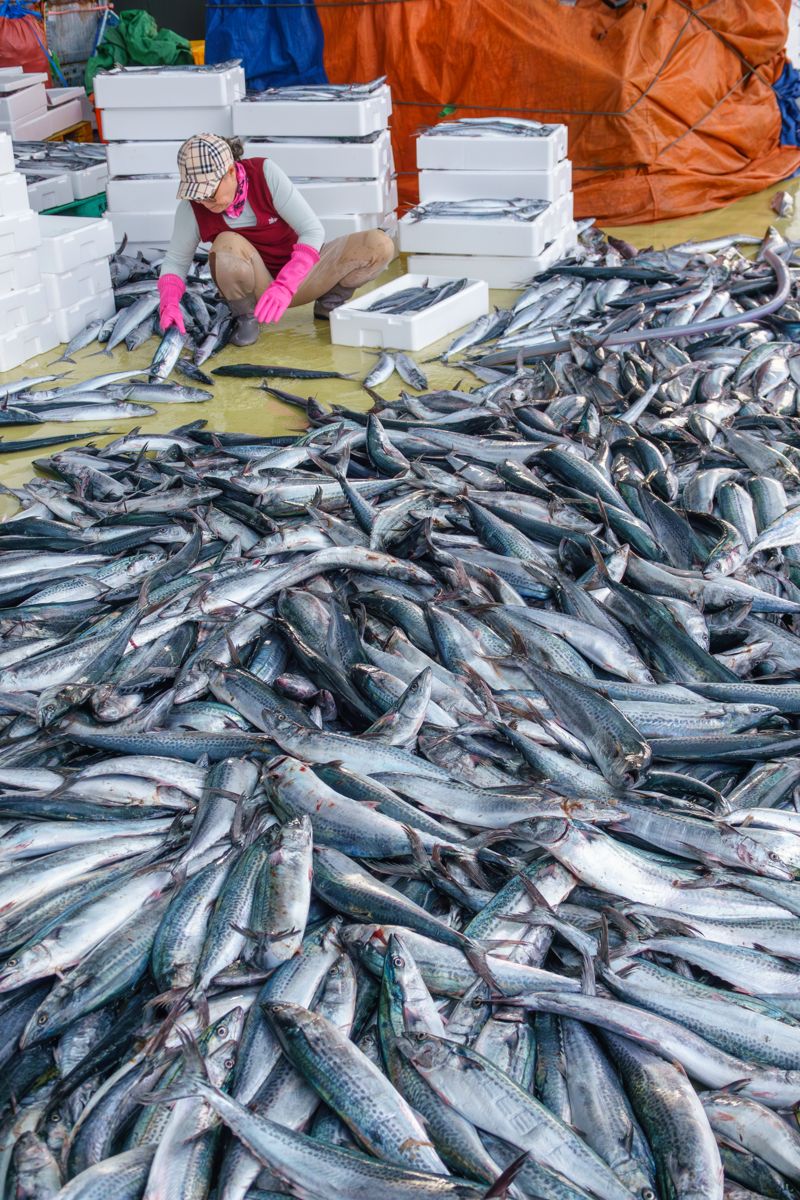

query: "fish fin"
(483, 1151), (529, 1198)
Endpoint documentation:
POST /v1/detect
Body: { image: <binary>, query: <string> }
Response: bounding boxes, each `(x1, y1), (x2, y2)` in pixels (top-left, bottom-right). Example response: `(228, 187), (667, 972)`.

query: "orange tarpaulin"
(319, 0), (800, 225)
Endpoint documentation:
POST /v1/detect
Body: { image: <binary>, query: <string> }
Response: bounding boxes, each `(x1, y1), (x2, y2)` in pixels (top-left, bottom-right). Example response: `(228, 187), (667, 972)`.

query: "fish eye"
(642, 1191), (656, 1200)
(37, 1012), (49, 1025)
(6, 957), (17, 966)
(217, 1025), (227, 1038)
(49, 1112), (61, 1123)
(392, 955), (405, 968)
(224, 1056), (235, 1069)
(471, 997), (484, 1008)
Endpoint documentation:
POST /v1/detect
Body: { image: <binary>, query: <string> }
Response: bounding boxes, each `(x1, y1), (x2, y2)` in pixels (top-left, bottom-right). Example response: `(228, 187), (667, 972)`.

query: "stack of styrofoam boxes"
(37, 213), (116, 345)
(0, 132), (58, 371)
(14, 140), (108, 211)
(400, 119), (578, 289)
(0, 69), (90, 144)
(0, 69), (51, 141)
(97, 62), (245, 251)
(234, 81), (397, 243)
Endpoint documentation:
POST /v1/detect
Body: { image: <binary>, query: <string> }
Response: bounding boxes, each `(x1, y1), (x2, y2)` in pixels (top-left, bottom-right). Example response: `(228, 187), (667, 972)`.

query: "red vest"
(191, 157), (298, 275)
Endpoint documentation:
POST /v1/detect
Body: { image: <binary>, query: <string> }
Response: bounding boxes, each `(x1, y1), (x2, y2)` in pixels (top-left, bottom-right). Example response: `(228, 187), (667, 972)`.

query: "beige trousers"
(208, 228), (395, 315)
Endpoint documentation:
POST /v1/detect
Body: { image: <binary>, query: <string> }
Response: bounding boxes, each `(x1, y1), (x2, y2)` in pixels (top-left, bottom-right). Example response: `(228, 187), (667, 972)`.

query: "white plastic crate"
(398, 201), (561, 258)
(0, 247), (40, 294)
(38, 214), (115, 273)
(106, 175), (178, 211)
(23, 171), (73, 212)
(42, 257), (113, 310)
(0, 315), (58, 373)
(108, 210), (175, 246)
(330, 271), (488, 352)
(0, 81), (46, 126)
(233, 86), (391, 139)
(94, 63), (245, 110)
(0, 282), (47, 328)
(0, 132), (13, 175)
(296, 174), (396, 216)
(0, 171), (30, 216)
(418, 159), (573, 204)
(243, 130), (393, 179)
(320, 211), (396, 240)
(106, 140), (182, 177)
(417, 124), (568, 173)
(100, 106), (234, 141)
(0, 208), (40, 257)
(52, 288), (116, 343)
(408, 222), (580, 290)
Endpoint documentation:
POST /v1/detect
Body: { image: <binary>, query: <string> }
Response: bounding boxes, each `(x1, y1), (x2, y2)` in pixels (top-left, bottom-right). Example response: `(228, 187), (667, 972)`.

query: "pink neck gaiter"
(225, 162), (249, 219)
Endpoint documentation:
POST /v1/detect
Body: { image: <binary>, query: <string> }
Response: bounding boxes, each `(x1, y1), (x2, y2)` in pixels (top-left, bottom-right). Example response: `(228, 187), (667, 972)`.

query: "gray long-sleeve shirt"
(160, 157), (324, 281)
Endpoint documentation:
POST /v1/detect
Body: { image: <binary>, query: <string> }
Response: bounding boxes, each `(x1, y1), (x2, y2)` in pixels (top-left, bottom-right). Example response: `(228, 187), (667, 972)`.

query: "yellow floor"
(2, 174), (800, 501)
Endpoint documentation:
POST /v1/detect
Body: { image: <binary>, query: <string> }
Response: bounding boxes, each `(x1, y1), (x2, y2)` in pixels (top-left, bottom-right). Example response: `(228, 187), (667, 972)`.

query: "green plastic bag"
(86, 10), (192, 94)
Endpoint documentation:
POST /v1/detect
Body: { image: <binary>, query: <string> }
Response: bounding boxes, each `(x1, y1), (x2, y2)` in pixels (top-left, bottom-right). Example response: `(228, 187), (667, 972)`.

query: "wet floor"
(2, 172), (800, 500)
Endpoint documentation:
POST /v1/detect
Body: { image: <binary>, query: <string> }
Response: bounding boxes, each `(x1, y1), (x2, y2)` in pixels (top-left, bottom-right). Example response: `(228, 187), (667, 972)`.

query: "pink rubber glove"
(158, 274), (187, 335)
(254, 242), (320, 324)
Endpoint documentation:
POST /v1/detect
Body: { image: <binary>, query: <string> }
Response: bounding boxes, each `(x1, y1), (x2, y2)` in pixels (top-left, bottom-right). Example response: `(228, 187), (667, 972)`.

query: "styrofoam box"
(0, 108), (63, 141)
(330, 271), (488, 352)
(94, 63), (245, 110)
(0, 132), (13, 175)
(67, 163), (109, 200)
(106, 140), (182, 177)
(0, 171), (30, 216)
(417, 125), (568, 173)
(296, 174), (396, 217)
(0, 315), (58, 373)
(243, 130), (393, 179)
(106, 175), (178, 211)
(0, 82), (46, 125)
(38, 214), (115, 273)
(42, 257), (113, 310)
(53, 288), (116, 343)
(0, 282), (47, 328)
(0, 247), (40, 294)
(320, 211), (396, 240)
(419, 159), (573, 204)
(47, 86), (85, 108)
(108, 210), (175, 245)
(100, 106), (234, 141)
(233, 86), (391, 139)
(399, 193), (570, 258)
(408, 222), (579, 290)
(48, 97), (85, 133)
(24, 172), (73, 213)
(0, 72), (47, 92)
(0, 208), (40, 257)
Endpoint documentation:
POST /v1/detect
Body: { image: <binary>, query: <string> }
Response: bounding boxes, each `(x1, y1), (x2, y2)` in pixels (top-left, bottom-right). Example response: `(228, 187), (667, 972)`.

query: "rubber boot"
(313, 282), (356, 321)
(229, 297), (260, 347)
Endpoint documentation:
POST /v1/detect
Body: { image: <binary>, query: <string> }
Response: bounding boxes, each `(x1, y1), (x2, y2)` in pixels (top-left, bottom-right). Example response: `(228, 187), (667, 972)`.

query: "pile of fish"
(418, 117), (561, 139)
(6, 226), (800, 1200)
(408, 200), (549, 224)
(364, 278), (469, 314)
(247, 77), (388, 102)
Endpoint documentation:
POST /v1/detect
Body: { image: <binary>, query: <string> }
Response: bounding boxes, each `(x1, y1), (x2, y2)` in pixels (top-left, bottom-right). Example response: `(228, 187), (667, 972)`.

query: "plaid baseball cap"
(176, 134), (234, 201)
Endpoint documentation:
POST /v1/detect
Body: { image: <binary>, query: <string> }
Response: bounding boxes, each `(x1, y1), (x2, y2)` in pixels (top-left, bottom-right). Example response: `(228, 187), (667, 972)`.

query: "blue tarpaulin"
(774, 59), (800, 147)
(205, 1), (327, 91)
